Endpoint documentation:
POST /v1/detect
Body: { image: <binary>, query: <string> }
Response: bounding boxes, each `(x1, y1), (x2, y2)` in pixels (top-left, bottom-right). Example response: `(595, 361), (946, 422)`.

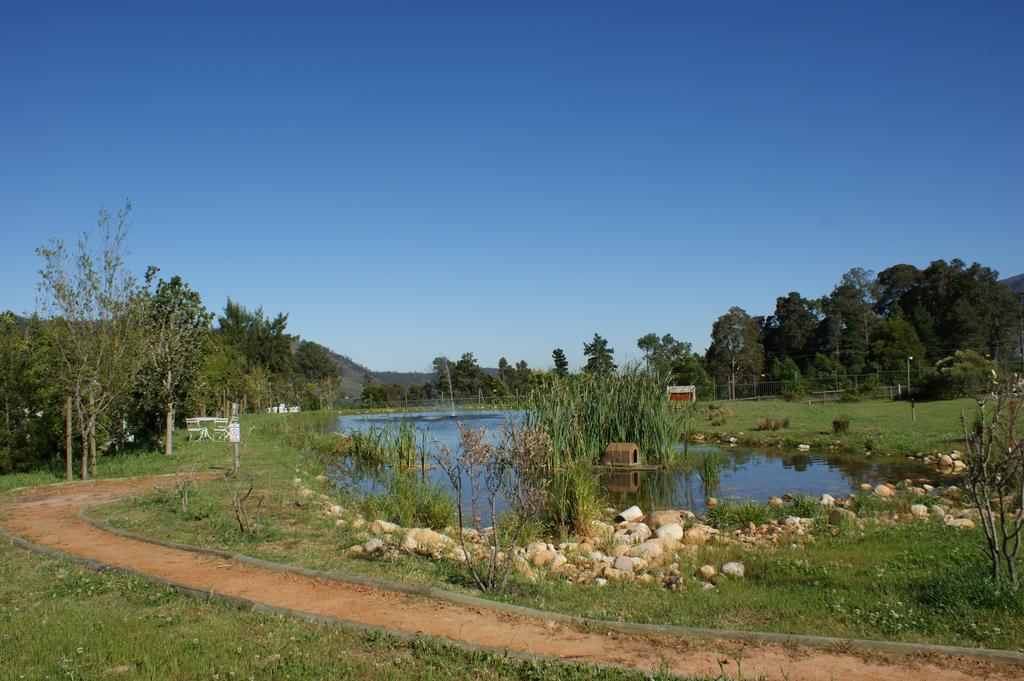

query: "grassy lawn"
(74, 410), (1024, 652)
(0, 546), (700, 681)
(688, 398), (976, 456)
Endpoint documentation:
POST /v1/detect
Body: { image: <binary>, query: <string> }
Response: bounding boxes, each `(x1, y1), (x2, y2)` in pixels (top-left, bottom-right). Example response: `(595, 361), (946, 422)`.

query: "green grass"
(692, 398), (975, 455)
(486, 521), (1024, 650)
(0, 546), (702, 680)
(7, 405), (1024, 656)
(360, 472), (456, 530)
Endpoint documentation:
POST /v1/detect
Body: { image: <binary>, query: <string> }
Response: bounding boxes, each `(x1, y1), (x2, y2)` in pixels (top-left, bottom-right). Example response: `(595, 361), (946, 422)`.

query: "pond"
(329, 410), (935, 515)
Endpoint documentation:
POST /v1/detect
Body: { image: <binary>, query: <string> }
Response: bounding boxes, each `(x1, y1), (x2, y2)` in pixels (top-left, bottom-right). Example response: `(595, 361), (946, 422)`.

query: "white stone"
(371, 519), (399, 535)
(627, 539), (665, 560)
(945, 516), (975, 529)
(782, 516), (802, 527)
(594, 577), (608, 586)
(910, 504), (928, 518)
(613, 555), (636, 573)
(363, 538), (384, 553)
(819, 494), (835, 507)
(549, 553), (568, 570)
(720, 561), (745, 578)
(797, 444), (811, 451)
(654, 523), (684, 541)
(646, 510), (683, 530)
(681, 525), (714, 545)
(406, 527), (449, 548)
(627, 523), (653, 544)
(874, 485), (894, 498)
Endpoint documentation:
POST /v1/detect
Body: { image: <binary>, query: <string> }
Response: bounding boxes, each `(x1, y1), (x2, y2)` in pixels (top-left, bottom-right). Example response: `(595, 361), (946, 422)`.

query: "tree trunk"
(165, 404), (174, 456)
(163, 368), (174, 456)
(80, 428), (88, 481)
(65, 395), (73, 481)
(89, 417), (97, 478)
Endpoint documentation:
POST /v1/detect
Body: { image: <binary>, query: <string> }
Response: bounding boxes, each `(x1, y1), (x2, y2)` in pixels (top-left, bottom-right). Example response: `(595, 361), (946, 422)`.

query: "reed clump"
(527, 365), (685, 466)
(755, 417), (790, 431)
(544, 462), (606, 538)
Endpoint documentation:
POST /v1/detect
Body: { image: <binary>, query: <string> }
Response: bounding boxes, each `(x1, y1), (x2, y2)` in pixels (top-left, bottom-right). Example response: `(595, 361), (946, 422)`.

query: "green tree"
(636, 332), (707, 385)
(583, 333), (616, 375)
(451, 352), (494, 398)
(877, 260), (1018, 362)
(760, 292), (817, 369)
(194, 336), (247, 417)
(932, 350), (996, 397)
(867, 318), (924, 373)
(217, 299), (294, 375)
(360, 383), (390, 408)
(36, 201), (145, 479)
(142, 271), (212, 455)
(551, 348), (569, 377)
(295, 341), (338, 410)
(706, 308), (764, 399)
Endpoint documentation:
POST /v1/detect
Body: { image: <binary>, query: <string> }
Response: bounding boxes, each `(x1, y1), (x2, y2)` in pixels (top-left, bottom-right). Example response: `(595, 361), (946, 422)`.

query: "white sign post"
(229, 422), (241, 473)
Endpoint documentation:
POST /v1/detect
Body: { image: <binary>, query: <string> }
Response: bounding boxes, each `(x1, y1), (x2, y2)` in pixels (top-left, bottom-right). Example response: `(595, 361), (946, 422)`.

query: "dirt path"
(0, 477), (1018, 681)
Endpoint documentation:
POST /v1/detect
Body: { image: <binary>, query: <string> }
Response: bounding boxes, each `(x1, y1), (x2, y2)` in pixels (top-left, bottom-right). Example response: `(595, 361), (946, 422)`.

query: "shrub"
(788, 493), (826, 519)
(755, 417), (790, 431)
(832, 415), (850, 434)
(544, 463), (605, 538)
(361, 473), (455, 530)
(707, 500), (776, 528)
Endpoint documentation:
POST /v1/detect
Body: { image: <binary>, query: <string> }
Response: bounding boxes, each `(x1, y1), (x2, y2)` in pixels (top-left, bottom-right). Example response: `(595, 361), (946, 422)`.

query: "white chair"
(186, 418), (207, 442)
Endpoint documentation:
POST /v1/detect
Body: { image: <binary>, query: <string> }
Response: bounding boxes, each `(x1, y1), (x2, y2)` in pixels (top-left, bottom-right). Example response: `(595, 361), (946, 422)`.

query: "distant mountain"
(302, 342), (375, 399)
(303, 343), (501, 396)
(372, 371), (434, 389)
(1002, 273), (1024, 294)
(373, 367), (500, 390)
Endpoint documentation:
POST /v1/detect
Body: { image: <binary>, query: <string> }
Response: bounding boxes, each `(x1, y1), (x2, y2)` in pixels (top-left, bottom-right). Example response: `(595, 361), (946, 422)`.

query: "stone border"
(76, 509), (1024, 664)
(3, 476), (1024, 667)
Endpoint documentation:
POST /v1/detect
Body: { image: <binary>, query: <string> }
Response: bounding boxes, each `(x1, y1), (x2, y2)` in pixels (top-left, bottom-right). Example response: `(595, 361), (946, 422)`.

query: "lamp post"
(906, 356), (913, 398)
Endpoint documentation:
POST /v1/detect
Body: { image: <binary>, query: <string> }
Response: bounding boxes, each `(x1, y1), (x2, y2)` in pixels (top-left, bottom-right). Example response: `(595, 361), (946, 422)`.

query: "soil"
(1, 477), (1019, 681)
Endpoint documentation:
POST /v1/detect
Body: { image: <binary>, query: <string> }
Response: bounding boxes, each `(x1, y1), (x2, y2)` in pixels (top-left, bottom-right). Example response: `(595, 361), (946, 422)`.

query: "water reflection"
(329, 411), (937, 514)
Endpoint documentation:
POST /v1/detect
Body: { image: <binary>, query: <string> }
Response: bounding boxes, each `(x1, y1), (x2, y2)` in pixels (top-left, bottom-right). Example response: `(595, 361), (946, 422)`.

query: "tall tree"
(36, 201), (144, 479)
(635, 332), (706, 384)
(551, 348), (569, 378)
(706, 307), (764, 399)
(760, 292), (817, 368)
(583, 333), (616, 375)
(876, 260), (1018, 362)
(217, 299), (294, 375)
(142, 270), (212, 455)
(867, 318), (925, 373)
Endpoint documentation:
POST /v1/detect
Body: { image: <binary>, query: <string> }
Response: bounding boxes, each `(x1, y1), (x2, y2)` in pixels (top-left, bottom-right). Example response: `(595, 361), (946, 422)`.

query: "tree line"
(702, 262), (1022, 398)
(3, 204), (1021, 476)
(0, 202), (340, 476)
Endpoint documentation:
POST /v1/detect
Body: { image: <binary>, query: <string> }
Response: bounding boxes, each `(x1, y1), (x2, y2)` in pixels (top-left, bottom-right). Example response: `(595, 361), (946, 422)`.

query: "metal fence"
(695, 370), (921, 403)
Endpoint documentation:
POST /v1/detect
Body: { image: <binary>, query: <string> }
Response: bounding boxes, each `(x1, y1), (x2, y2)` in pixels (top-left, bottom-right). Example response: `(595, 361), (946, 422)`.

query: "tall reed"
(526, 365), (686, 466)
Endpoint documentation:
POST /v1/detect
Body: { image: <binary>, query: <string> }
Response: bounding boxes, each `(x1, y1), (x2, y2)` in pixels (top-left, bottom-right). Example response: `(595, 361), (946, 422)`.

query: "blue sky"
(2, 1), (1021, 372)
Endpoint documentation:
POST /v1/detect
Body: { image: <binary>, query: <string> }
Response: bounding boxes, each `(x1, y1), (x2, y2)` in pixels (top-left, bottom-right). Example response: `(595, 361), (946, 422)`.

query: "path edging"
(0, 521), (629, 675)
(76, 508), (1024, 665)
